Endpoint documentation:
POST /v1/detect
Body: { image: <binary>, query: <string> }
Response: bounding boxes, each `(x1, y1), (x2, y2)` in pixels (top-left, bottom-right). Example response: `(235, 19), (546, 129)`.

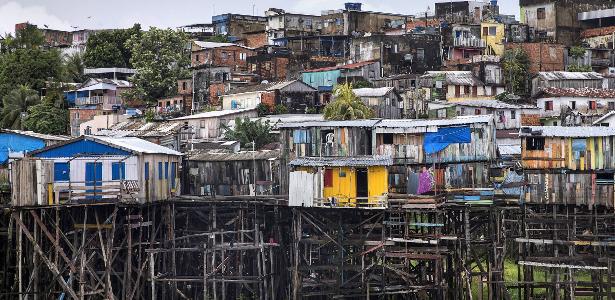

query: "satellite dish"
(261, 80), (269, 84)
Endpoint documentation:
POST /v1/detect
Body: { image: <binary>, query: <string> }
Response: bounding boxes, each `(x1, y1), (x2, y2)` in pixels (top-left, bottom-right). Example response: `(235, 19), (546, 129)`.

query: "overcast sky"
(0, 0), (520, 35)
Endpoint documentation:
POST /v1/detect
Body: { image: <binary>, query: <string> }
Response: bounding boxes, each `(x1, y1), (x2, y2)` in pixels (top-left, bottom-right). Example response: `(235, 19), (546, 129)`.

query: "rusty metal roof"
(421, 71), (484, 86)
(290, 155), (393, 167)
(187, 149), (280, 161)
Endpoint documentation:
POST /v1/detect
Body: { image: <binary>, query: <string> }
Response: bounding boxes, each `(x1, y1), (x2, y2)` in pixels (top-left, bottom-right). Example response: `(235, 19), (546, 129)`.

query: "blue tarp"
(424, 126), (471, 155)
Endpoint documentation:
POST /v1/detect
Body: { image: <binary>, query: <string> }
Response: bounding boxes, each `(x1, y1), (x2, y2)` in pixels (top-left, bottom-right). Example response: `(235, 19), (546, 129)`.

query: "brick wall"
(248, 57), (289, 81)
(243, 31), (268, 48)
(192, 46), (256, 71)
(178, 79), (193, 95)
(261, 91), (276, 108)
(209, 82), (227, 106)
(506, 43), (565, 74)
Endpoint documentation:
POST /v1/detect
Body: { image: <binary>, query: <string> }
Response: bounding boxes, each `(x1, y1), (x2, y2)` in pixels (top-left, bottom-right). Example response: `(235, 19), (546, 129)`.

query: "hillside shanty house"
(171, 108), (257, 141)
(453, 100), (540, 130)
(593, 111), (615, 127)
(11, 136), (182, 206)
(531, 72), (606, 97)
(191, 41), (256, 72)
(301, 61), (382, 92)
(353, 87), (403, 119)
(94, 121), (187, 151)
(535, 87), (615, 126)
(419, 71), (502, 102)
(183, 149), (281, 196)
(520, 126), (615, 207)
(288, 156), (391, 208)
(220, 80), (318, 112)
(65, 78), (133, 136)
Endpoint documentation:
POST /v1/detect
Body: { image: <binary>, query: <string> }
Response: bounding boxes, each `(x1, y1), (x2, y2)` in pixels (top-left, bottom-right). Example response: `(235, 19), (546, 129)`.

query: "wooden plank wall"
(525, 172), (614, 207)
(522, 136), (615, 170)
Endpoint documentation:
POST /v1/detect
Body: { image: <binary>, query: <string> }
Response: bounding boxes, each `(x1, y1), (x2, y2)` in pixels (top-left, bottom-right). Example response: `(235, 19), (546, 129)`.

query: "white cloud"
(0, 1), (73, 36)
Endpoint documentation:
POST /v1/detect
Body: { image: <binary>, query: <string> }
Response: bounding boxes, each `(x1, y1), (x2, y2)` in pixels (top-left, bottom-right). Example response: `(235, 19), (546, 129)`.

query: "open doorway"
(356, 168), (368, 203)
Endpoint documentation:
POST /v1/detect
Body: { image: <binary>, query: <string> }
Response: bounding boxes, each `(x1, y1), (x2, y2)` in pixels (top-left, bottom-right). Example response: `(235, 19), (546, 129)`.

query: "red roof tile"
(538, 87), (615, 99)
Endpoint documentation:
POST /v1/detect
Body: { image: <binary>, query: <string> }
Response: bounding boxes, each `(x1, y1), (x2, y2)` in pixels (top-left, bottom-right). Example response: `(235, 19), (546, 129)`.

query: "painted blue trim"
(85, 162), (103, 200)
(165, 162), (169, 180)
(158, 162), (163, 180)
(144, 162), (149, 180)
(33, 139), (132, 158)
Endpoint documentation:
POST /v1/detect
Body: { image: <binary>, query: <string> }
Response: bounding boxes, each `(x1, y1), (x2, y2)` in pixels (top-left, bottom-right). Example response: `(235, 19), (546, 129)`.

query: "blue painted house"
(0, 130), (68, 165)
(11, 136), (182, 206)
(301, 60), (381, 91)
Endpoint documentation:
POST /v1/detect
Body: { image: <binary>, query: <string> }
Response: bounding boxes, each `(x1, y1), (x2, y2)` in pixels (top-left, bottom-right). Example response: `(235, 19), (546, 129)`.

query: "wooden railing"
(312, 195), (388, 209)
(49, 180), (140, 204)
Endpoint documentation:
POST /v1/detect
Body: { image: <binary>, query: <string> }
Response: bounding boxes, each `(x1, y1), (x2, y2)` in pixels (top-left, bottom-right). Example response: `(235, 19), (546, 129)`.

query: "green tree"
(323, 83), (373, 120)
(0, 28), (64, 98)
(1, 85), (40, 129)
(256, 102), (271, 116)
(22, 89), (69, 135)
(83, 24), (141, 68)
(64, 51), (86, 83)
(568, 46), (591, 72)
(222, 117), (276, 150)
(502, 48), (531, 96)
(207, 35), (230, 43)
(125, 27), (189, 102)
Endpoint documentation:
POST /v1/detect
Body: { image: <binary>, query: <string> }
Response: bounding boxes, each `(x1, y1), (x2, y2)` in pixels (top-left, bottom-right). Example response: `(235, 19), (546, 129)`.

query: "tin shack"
(11, 136), (182, 206)
(521, 126), (615, 207)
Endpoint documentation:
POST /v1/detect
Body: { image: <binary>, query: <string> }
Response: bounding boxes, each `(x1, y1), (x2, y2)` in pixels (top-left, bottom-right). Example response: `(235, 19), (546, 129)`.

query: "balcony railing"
(453, 37), (486, 48)
(312, 195), (388, 209)
(76, 96), (123, 110)
(592, 58), (612, 67)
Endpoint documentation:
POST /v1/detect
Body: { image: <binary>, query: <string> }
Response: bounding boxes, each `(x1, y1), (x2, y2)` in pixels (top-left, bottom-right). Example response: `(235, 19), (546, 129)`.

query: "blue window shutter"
(158, 162), (163, 180)
(144, 162), (149, 180)
(112, 162), (126, 180)
(171, 162), (177, 189)
(53, 162), (70, 182)
(165, 162), (169, 179)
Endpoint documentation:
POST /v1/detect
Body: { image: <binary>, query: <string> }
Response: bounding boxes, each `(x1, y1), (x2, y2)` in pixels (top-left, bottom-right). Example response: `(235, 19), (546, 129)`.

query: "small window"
(510, 110), (516, 119)
(165, 162), (169, 179)
(382, 133), (394, 145)
(545, 101), (553, 111)
(570, 101), (576, 109)
(195, 54), (200, 62)
(527, 137), (545, 151)
(54, 162), (70, 182)
(112, 162), (126, 180)
(489, 26), (497, 36)
(182, 82), (187, 90)
(416, 48), (425, 62)
(460, 107), (466, 115)
(589, 101), (597, 110)
(609, 102), (615, 110)
(464, 86), (470, 95)
(483, 27), (489, 36)
(475, 108), (481, 115)
(158, 162), (163, 180)
(324, 169), (333, 187)
(321, 129), (334, 144)
(145, 162), (150, 180)
(171, 162), (177, 189)
(537, 8), (546, 20)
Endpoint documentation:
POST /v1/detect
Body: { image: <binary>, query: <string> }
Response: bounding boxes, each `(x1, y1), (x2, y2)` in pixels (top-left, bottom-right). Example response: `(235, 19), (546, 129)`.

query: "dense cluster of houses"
(7, 0), (615, 210)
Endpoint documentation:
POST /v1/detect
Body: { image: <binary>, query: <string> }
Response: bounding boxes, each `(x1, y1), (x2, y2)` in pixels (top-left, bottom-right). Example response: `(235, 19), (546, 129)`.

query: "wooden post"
(150, 252), (156, 300)
(17, 210), (23, 300)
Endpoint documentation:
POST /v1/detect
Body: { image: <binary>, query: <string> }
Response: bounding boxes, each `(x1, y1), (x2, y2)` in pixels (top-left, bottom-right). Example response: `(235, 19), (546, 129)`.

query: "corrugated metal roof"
(187, 149), (280, 161)
(92, 136), (182, 155)
(454, 100), (538, 109)
(278, 119), (382, 128)
(290, 155), (393, 167)
(303, 60), (378, 73)
(422, 71), (484, 86)
(171, 108), (256, 121)
(593, 111), (615, 125)
(498, 144), (521, 156)
(375, 115), (494, 128)
(1, 130), (69, 141)
(194, 41), (254, 50)
(537, 71), (603, 81)
(538, 87), (615, 98)
(353, 87), (395, 97)
(519, 126), (615, 137)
